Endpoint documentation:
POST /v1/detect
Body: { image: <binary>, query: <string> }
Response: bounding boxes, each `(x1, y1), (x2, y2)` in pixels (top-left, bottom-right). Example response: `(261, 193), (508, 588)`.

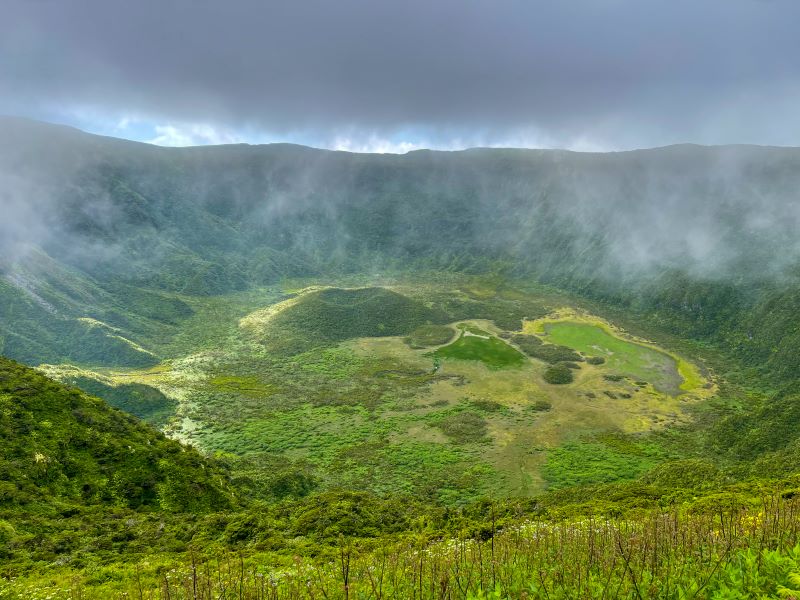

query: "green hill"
(0, 357), (235, 512)
(259, 287), (448, 353)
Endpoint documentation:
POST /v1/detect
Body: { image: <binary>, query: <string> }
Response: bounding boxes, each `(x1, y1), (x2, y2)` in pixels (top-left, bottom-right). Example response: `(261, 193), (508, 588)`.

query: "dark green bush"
(543, 364), (574, 384)
(471, 398), (504, 413)
(528, 400), (552, 412)
(511, 334), (583, 363)
(603, 374), (625, 382)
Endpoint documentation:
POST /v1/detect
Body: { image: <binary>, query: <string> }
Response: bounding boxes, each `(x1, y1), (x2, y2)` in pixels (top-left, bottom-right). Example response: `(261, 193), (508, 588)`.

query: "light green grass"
(543, 322), (683, 395)
(431, 331), (526, 369)
(208, 375), (277, 397)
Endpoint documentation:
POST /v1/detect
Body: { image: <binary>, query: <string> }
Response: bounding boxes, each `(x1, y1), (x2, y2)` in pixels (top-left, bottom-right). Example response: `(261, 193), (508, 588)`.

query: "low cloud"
(2, 0), (800, 150)
(147, 123), (246, 147)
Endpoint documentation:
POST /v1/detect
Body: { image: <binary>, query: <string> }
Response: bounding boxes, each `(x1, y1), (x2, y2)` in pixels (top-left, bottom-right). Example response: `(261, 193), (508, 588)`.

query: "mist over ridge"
(2, 117), (800, 286)
(2, 117), (799, 375)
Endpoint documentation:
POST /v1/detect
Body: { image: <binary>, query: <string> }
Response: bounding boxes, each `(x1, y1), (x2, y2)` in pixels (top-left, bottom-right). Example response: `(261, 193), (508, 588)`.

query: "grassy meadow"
(38, 275), (715, 502)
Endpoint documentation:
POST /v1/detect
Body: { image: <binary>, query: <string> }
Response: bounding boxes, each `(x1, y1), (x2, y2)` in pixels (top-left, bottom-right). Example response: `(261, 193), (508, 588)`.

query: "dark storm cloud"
(1, 0), (800, 148)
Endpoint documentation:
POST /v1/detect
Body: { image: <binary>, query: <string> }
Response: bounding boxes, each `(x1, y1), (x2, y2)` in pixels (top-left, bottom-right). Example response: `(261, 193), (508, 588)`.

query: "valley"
(40, 275), (714, 502)
(4, 120), (800, 597)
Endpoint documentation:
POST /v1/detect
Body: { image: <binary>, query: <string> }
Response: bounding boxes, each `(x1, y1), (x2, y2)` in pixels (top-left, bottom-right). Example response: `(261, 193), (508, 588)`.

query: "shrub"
(603, 374), (625, 382)
(435, 411), (489, 444)
(527, 400), (552, 412)
(586, 356), (606, 365)
(543, 364), (574, 384)
(511, 334), (583, 363)
(471, 399), (504, 413)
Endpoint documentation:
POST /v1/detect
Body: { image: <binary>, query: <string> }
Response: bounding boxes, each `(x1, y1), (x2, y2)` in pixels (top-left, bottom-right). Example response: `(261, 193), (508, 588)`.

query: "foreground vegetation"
(6, 488), (800, 599)
(4, 274), (800, 596)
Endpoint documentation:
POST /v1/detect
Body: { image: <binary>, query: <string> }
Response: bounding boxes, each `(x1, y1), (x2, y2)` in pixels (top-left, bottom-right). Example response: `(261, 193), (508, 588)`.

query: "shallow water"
(543, 321), (684, 395)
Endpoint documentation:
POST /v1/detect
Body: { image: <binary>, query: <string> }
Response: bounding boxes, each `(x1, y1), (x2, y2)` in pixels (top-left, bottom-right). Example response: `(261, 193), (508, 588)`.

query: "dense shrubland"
(509, 334), (583, 364)
(0, 357), (236, 512)
(6, 483), (800, 598)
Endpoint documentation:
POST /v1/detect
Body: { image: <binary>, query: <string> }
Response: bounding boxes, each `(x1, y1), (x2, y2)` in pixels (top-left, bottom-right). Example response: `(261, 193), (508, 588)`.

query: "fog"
(2, 119), (800, 300)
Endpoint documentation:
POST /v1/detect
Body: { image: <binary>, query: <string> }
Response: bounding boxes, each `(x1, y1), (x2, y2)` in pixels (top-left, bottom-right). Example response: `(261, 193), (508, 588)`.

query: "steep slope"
(2, 118), (800, 380)
(0, 356), (235, 512)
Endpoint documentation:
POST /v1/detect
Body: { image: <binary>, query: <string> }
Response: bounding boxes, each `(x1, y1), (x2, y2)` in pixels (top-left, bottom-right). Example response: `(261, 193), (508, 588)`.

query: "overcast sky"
(2, 0), (800, 152)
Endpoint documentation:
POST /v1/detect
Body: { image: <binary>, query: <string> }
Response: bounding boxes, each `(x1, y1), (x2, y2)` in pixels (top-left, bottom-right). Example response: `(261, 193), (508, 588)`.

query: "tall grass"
(7, 494), (800, 599)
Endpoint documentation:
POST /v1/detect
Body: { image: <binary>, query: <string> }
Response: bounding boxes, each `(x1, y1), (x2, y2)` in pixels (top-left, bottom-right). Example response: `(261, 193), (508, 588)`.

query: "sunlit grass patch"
(431, 327), (526, 369)
(525, 308), (713, 398)
(543, 321), (681, 394)
(208, 375), (277, 397)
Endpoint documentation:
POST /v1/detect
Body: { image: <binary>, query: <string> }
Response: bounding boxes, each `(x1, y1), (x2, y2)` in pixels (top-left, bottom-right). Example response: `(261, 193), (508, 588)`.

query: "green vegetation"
(470, 398), (506, 413)
(8, 470), (800, 598)
(543, 363), (574, 384)
(208, 374), (277, 397)
(542, 437), (665, 488)
(260, 287), (446, 354)
(544, 321), (683, 394)
(0, 357), (235, 513)
(713, 383), (800, 463)
(29, 278), (708, 507)
(3, 279), (800, 597)
(603, 373), (625, 382)
(66, 376), (177, 426)
(510, 333), (583, 363)
(432, 327), (526, 369)
(435, 411), (490, 444)
(8, 119), (800, 596)
(528, 399), (553, 412)
(404, 324), (455, 347)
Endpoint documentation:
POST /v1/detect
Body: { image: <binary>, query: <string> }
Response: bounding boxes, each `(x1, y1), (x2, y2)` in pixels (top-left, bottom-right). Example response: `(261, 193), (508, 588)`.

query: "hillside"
(0, 356), (235, 512)
(251, 286), (449, 353)
(5, 120), (800, 597)
(2, 119), (800, 382)
(5, 356), (800, 598)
